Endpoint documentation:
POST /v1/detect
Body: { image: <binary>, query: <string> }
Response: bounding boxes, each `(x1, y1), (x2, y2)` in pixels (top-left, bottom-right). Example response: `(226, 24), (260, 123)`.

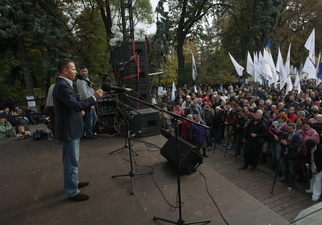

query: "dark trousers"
(244, 141), (263, 168)
(213, 126), (222, 143)
(235, 133), (244, 154)
(284, 157), (297, 183)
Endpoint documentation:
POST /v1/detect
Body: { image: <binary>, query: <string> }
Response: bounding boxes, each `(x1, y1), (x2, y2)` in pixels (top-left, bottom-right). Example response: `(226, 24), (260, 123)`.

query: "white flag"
(294, 71), (302, 93)
(253, 52), (262, 84)
(171, 81), (176, 101)
(302, 57), (316, 79)
(276, 47), (287, 89)
(285, 43), (291, 75)
(304, 28), (315, 64)
(228, 52), (244, 76)
(192, 54), (198, 81)
(246, 51), (254, 77)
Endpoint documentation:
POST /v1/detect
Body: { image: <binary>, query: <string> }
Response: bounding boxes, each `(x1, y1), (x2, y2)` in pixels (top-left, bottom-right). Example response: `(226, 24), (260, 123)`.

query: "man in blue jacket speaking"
(53, 58), (103, 201)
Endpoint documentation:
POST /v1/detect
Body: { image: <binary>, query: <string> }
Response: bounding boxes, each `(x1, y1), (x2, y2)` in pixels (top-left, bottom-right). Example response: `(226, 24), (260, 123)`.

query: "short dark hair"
(56, 58), (74, 74)
(79, 66), (87, 70)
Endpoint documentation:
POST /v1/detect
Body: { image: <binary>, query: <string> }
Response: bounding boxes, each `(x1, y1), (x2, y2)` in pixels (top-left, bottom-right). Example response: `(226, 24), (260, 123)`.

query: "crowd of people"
(0, 106), (35, 139)
(158, 80), (322, 202)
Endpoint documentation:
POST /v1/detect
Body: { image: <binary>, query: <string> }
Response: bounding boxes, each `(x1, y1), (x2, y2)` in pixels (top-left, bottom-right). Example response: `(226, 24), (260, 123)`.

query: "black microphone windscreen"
(76, 74), (84, 80)
(101, 83), (111, 92)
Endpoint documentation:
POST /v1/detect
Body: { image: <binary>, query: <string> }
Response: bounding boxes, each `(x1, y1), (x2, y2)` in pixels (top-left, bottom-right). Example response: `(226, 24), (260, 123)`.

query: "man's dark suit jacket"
(53, 77), (96, 141)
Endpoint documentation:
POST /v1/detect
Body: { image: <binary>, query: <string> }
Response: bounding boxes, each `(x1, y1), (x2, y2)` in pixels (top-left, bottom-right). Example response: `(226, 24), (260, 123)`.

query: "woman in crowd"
(297, 121), (320, 182)
(0, 117), (15, 139)
(182, 114), (194, 145)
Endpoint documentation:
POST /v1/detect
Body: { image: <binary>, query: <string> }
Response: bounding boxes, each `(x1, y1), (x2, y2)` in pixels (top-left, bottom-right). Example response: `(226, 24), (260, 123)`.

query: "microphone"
(101, 83), (133, 92)
(98, 72), (111, 76)
(76, 74), (95, 86)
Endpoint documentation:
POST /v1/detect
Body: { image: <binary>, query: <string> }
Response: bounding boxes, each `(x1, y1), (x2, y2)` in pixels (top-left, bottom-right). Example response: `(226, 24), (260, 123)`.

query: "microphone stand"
(103, 93), (138, 156)
(124, 93), (211, 225)
(107, 92), (152, 195)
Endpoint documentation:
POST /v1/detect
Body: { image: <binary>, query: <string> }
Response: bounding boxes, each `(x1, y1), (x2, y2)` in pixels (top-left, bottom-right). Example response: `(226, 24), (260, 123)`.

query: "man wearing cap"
(314, 101), (321, 110)
(297, 121), (320, 182)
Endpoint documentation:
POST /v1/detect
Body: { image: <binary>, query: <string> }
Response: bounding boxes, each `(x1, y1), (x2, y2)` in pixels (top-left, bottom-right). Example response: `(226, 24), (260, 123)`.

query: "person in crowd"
(160, 111), (172, 139)
(0, 117), (15, 139)
(201, 105), (214, 151)
(313, 114), (322, 144)
(233, 109), (247, 156)
(53, 58), (103, 201)
(297, 121), (320, 183)
(16, 125), (32, 139)
(76, 66), (98, 139)
(286, 95), (299, 109)
(268, 105), (277, 120)
(222, 102), (236, 150)
(151, 94), (158, 106)
(45, 83), (56, 139)
(295, 117), (304, 131)
(184, 104), (198, 118)
(297, 104), (309, 118)
(304, 98), (313, 112)
(25, 107), (40, 125)
(182, 114), (194, 144)
(305, 139), (322, 201)
(268, 113), (288, 176)
(239, 110), (267, 172)
(172, 102), (184, 136)
(14, 113), (30, 134)
(1, 107), (15, 125)
(287, 107), (297, 123)
(279, 123), (302, 187)
(181, 95), (192, 110)
(190, 115), (209, 158)
(213, 106), (224, 145)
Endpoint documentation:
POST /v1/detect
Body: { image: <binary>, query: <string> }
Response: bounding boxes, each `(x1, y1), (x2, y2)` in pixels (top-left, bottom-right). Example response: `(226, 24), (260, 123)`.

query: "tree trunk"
(17, 36), (35, 97)
(176, 28), (185, 79)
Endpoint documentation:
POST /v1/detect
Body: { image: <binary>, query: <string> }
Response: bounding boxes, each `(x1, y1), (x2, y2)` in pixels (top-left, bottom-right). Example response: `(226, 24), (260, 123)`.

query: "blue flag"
(317, 52), (322, 80)
(266, 38), (272, 55)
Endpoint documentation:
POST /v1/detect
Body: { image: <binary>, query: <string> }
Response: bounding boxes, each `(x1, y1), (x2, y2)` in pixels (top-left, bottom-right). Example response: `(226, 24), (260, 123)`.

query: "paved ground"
(205, 144), (316, 222)
(0, 123), (318, 224)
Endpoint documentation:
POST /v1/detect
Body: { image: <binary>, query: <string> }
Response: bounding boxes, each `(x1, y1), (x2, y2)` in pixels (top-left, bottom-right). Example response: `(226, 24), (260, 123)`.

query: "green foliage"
(74, 6), (111, 83)
(218, 0), (282, 61)
(149, 0), (173, 73)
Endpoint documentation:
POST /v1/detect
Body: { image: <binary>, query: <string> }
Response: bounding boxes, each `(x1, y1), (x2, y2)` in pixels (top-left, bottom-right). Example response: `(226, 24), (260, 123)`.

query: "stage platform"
(0, 125), (294, 225)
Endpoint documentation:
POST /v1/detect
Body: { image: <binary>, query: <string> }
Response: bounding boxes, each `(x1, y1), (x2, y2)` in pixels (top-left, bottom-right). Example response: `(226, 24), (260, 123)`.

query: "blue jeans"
(61, 139), (80, 198)
(85, 107), (97, 138)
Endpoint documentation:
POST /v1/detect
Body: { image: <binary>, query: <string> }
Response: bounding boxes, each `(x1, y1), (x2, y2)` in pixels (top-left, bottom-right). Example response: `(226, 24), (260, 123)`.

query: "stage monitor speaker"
(160, 136), (203, 174)
(130, 108), (160, 137)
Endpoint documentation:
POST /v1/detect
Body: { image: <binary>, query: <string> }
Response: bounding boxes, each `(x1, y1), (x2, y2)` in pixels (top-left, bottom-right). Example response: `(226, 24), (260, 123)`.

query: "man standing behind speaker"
(76, 66), (98, 139)
(190, 115), (209, 158)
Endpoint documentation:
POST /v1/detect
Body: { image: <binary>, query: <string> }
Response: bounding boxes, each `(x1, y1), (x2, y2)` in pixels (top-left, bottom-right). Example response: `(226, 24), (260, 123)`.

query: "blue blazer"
(53, 77), (96, 141)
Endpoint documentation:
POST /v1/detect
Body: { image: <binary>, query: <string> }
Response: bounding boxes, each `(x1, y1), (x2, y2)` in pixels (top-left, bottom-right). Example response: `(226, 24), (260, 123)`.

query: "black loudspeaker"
(130, 108), (160, 137)
(117, 41), (150, 109)
(160, 136), (203, 174)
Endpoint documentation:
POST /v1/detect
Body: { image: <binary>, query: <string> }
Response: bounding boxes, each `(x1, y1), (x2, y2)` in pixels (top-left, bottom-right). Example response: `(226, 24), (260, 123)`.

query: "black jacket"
(244, 119), (267, 146)
(306, 144), (322, 173)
